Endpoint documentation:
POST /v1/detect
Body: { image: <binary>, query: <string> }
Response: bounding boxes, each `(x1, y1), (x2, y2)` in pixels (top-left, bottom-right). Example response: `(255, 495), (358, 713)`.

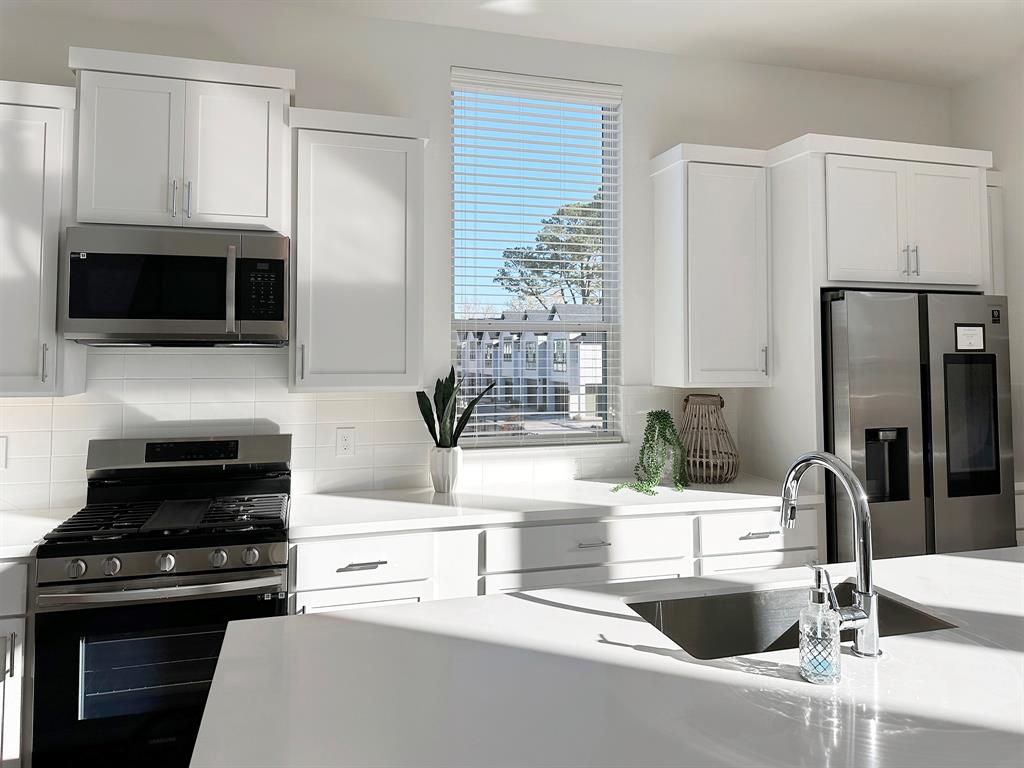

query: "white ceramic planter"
(429, 446), (463, 493)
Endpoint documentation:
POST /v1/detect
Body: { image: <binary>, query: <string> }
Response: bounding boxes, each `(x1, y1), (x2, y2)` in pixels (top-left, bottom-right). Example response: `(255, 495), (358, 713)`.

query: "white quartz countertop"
(0, 507), (74, 559)
(289, 473), (819, 539)
(192, 547), (1024, 768)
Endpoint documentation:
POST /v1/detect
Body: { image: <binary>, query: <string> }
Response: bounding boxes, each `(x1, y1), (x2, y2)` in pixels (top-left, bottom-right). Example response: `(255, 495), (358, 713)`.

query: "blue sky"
(452, 89), (609, 319)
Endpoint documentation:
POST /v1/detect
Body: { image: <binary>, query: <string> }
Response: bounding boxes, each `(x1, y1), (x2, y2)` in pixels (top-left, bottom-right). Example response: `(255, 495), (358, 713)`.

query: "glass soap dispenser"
(799, 565), (842, 685)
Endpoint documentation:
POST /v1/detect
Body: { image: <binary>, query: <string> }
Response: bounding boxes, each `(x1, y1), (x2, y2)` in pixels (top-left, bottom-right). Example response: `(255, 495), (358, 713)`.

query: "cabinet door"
(0, 618), (25, 768)
(183, 82), (284, 231)
(907, 162), (984, 286)
(686, 163), (769, 385)
(825, 155), (908, 283)
(76, 71), (185, 226)
(295, 130), (423, 389)
(0, 104), (62, 395)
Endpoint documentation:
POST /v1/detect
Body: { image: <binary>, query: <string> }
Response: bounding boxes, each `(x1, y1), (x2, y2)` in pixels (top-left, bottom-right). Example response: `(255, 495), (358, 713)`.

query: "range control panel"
(236, 258), (285, 321)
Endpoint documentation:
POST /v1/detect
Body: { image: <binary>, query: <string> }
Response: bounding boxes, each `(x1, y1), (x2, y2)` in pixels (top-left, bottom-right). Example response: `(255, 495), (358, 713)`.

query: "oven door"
(60, 227), (241, 343)
(32, 570), (287, 767)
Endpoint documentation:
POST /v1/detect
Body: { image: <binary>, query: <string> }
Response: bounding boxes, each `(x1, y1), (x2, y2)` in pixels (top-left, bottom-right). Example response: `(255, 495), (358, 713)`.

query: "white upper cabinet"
(293, 116), (425, 390)
(825, 155), (907, 283)
(75, 60), (287, 231)
(825, 154), (985, 286)
(651, 146), (770, 389)
(0, 102), (64, 395)
(687, 163), (769, 385)
(76, 71), (185, 226)
(182, 81), (284, 228)
(906, 162), (983, 285)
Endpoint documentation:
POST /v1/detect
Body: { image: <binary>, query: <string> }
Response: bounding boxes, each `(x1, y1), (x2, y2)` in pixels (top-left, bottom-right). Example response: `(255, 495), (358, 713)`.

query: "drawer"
(0, 562), (27, 617)
(699, 548), (818, 576)
(484, 517), (692, 574)
(293, 533), (433, 592)
(483, 558), (693, 594)
(294, 581), (434, 615)
(699, 509), (817, 556)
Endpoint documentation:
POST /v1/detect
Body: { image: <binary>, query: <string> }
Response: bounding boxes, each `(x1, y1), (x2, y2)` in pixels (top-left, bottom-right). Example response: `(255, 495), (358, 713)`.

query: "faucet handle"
(806, 563), (840, 611)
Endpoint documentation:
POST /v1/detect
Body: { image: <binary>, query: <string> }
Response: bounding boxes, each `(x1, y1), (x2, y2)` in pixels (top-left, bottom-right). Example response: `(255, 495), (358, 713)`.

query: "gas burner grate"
(43, 494), (288, 542)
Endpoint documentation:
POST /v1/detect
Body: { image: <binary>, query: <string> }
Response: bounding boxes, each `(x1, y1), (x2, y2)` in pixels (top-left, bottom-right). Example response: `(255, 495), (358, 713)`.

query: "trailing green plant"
(613, 410), (688, 495)
(416, 366), (496, 448)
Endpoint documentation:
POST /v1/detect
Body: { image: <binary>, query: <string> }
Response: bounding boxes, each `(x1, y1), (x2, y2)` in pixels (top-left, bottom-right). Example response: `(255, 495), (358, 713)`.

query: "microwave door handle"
(226, 244), (237, 333)
(36, 575), (283, 608)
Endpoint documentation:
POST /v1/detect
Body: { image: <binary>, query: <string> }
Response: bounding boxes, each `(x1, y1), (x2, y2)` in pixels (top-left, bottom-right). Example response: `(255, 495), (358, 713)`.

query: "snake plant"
(416, 366), (495, 448)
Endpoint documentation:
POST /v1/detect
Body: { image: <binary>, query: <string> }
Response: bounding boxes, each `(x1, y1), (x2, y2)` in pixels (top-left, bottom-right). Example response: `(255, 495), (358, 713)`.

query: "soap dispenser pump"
(799, 564), (842, 684)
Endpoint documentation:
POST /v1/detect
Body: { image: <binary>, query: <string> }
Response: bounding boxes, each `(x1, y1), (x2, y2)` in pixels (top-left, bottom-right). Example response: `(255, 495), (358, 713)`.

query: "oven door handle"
(36, 575), (284, 608)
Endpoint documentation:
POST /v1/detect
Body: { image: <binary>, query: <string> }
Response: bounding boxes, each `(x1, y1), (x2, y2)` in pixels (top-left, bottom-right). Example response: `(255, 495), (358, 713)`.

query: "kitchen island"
(191, 547), (1024, 768)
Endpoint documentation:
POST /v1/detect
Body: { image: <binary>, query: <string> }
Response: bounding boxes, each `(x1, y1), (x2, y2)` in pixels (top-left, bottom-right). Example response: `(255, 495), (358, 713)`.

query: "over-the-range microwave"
(59, 226), (289, 346)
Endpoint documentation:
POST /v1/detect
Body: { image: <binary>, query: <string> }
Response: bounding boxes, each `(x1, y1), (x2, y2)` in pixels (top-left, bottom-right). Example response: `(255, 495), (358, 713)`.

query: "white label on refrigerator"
(955, 325), (985, 351)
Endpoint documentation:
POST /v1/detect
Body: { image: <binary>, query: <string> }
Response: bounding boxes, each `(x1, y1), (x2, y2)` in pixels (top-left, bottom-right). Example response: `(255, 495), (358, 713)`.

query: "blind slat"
(452, 69), (622, 448)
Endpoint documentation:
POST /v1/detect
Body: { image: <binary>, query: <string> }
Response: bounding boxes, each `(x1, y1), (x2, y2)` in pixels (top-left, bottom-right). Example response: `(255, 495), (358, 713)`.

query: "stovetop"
(37, 493), (289, 558)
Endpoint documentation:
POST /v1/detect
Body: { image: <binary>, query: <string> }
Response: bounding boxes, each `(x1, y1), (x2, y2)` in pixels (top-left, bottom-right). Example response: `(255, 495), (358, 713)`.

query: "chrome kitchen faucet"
(780, 451), (882, 658)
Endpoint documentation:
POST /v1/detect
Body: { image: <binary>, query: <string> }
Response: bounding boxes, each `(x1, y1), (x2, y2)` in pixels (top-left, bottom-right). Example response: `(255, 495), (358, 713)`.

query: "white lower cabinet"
(483, 558), (693, 595)
(698, 548), (818, 576)
(295, 581), (434, 615)
(0, 617), (25, 767)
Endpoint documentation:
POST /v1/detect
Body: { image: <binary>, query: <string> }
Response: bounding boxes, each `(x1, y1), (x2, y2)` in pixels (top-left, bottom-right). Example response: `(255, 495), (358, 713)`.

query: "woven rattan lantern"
(678, 394), (739, 484)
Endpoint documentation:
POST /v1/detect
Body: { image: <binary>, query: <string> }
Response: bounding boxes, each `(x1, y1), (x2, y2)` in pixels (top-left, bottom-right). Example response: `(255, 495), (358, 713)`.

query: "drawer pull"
(337, 560), (388, 572)
(577, 541), (612, 550)
(739, 530), (781, 541)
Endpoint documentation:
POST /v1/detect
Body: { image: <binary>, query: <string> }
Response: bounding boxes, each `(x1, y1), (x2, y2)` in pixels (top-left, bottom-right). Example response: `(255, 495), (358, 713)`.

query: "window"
(451, 67), (622, 446)
(552, 339), (567, 372)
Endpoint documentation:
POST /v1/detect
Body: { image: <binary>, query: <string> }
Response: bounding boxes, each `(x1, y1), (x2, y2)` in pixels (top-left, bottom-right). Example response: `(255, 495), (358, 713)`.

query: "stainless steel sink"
(629, 581), (955, 660)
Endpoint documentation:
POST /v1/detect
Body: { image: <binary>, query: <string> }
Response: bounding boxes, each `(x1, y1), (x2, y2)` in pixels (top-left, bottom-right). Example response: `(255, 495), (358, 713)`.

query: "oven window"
(79, 626), (225, 720)
(68, 252), (226, 320)
(943, 353), (1000, 497)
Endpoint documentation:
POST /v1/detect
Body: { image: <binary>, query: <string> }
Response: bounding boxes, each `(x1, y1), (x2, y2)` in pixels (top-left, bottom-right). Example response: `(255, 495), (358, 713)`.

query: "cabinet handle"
(912, 245), (920, 276)
(901, 244), (910, 275)
(577, 541), (612, 549)
(761, 345), (769, 376)
(186, 180), (193, 219)
(299, 344), (306, 380)
(40, 342), (48, 383)
(171, 179), (178, 218)
(337, 560), (388, 572)
(739, 530), (781, 540)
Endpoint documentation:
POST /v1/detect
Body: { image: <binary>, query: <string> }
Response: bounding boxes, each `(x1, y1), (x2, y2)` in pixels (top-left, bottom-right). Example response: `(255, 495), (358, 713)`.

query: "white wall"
(951, 55), (1024, 478)
(0, 2), (955, 495)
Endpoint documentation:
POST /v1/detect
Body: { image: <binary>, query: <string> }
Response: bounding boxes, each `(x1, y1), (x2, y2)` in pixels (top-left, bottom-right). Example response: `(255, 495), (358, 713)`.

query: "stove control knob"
(157, 553), (176, 573)
(241, 547), (260, 566)
(209, 549), (229, 568)
(102, 557), (122, 577)
(66, 559), (87, 579)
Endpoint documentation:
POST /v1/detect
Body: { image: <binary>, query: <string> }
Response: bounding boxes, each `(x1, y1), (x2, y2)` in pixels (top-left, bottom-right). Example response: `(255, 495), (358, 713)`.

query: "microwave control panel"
(236, 259), (285, 321)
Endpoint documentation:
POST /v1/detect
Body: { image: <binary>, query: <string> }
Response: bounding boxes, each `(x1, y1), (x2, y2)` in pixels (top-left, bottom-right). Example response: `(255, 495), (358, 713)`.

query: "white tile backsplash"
(0, 350), (699, 509)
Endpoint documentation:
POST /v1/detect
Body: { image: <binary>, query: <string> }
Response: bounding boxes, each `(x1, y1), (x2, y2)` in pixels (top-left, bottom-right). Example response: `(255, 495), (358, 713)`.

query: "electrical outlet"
(0, 436), (6, 470)
(335, 427), (355, 457)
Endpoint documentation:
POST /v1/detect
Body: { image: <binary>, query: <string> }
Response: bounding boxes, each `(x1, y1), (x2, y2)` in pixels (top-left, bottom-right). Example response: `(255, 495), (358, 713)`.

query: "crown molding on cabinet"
(650, 143), (767, 175)
(767, 133), (992, 169)
(68, 47), (296, 91)
(0, 80), (76, 110)
(288, 107), (429, 142)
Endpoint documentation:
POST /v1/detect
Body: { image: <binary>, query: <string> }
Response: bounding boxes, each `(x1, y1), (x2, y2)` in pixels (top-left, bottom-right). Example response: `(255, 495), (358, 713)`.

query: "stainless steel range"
(31, 434), (291, 767)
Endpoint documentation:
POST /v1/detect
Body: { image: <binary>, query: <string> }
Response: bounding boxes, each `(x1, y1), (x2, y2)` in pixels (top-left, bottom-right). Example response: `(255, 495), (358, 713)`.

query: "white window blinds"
(451, 67), (622, 447)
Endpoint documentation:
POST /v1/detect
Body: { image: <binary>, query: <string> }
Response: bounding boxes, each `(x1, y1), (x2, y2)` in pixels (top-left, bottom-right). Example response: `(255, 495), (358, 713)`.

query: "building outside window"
(451, 67), (622, 446)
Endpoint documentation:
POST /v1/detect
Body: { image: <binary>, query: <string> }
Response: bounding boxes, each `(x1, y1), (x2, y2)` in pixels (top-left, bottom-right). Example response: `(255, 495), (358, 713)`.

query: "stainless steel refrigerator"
(823, 290), (1015, 561)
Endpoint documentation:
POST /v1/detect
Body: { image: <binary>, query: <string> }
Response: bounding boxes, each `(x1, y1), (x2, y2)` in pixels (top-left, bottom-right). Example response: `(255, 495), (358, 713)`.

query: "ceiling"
(337, 0), (1024, 87)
